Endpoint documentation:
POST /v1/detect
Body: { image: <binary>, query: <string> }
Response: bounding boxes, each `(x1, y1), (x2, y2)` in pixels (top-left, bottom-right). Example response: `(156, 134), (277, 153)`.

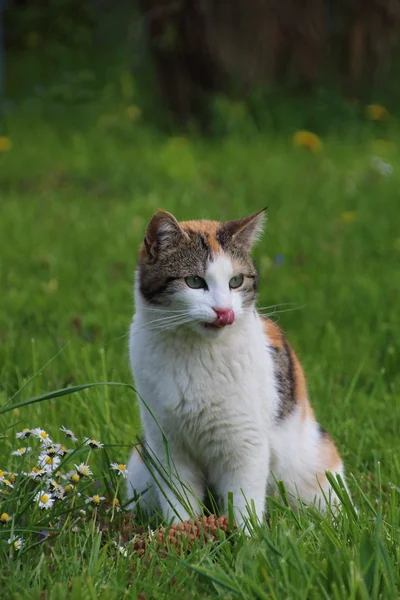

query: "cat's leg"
(137, 439), (205, 523)
(211, 443), (270, 529)
(126, 447), (159, 515)
(270, 414), (350, 513)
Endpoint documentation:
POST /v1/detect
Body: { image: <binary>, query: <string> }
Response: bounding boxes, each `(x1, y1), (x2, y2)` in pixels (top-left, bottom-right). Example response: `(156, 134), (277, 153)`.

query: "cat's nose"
(212, 308), (235, 327)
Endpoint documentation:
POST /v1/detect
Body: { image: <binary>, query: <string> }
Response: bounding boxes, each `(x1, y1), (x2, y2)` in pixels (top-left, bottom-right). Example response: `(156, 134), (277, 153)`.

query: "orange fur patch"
(289, 346), (314, 421)
(180, 219), (222, 255)
(262, 319), (285, 350)
(263, 318), (314, 421)
(320, 433), (342, 474)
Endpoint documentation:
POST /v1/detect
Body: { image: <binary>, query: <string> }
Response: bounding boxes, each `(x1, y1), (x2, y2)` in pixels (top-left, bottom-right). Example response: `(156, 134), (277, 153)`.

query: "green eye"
(185, 276), (207, 290)
(229, 274), (244, 289)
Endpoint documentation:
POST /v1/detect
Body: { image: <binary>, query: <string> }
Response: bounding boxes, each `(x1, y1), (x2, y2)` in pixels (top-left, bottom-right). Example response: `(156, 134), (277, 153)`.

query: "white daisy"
(85, 495), (105, 505)
(1, 478), (14, 488)
(59, 426), (78, 442)
(38, 454), (61, 473)
(47, 480), (65, 499)
(110, 463), (129, 479)
(16, 428), (32, 439)
(31, 428), (53, 446)
(8, 536), (24, 550)
(35, 491), (55, 509)
(75, 463), (92, 478)
(83, 437), (104, 449)
(54, 444), (70, 456)
(65, 470), (80, 485)
(44, 444), (70, 457)
(12, 447), (32, 456)
(28, 468), (46, 479)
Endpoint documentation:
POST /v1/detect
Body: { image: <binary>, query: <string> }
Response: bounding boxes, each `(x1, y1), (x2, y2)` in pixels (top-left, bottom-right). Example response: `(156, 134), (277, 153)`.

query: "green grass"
(1, 72), (400, 599)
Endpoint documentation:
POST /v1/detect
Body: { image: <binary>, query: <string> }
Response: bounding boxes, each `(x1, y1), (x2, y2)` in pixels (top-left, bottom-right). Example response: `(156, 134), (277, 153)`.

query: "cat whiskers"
(258, 303), (306, 317)
(137, 312), (194, 333)
(143, 317), (195, 333)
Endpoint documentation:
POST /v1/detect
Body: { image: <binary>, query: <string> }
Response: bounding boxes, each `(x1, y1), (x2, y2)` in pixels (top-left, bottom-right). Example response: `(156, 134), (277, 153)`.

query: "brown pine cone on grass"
(130, 514), (235, 558)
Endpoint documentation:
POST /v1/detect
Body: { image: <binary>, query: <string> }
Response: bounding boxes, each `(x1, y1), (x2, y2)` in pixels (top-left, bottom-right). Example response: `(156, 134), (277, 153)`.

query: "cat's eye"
(229, 274), (244, 289)
(185, 276), (207, 290)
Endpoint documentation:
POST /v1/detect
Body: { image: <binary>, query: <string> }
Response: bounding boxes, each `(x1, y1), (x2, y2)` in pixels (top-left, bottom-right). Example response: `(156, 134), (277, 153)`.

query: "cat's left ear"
(219, 208), (266, 251)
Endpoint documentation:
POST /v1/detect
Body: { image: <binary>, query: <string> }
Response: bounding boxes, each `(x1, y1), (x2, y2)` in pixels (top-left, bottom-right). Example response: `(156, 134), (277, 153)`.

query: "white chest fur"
(130, 310), (279, 472)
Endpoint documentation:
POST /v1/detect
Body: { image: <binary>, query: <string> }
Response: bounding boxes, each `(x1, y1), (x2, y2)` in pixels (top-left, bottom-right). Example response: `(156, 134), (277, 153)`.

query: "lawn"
(0, 59), (399, 598)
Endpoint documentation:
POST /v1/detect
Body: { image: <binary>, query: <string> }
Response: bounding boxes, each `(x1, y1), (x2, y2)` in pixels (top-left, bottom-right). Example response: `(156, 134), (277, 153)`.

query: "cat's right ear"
(144, 210), (187, 260)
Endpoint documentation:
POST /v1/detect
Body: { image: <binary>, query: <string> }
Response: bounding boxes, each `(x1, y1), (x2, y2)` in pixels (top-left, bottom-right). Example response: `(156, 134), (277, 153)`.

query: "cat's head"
(135, 209), (265, 335)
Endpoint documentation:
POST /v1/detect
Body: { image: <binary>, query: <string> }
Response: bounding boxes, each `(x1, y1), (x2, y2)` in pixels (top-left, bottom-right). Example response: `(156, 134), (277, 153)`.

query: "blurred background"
(3, 0), (400, 131)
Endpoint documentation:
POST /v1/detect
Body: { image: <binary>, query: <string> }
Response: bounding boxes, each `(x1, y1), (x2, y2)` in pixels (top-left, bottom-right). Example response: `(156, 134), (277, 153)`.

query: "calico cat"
(126, 209), (348, 527)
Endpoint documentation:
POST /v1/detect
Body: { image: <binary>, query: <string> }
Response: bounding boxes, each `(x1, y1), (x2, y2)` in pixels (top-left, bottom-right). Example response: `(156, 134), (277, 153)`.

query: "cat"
(126, 209), (349, 528)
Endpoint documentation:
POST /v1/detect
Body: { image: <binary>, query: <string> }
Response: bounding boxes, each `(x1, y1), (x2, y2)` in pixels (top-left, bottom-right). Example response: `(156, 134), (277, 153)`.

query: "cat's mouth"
(202, 309), (235, 330)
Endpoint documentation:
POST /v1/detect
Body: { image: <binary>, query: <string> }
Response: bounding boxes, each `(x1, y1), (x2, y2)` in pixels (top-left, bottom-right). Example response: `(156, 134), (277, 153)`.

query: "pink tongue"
(214, 309), (235, 327)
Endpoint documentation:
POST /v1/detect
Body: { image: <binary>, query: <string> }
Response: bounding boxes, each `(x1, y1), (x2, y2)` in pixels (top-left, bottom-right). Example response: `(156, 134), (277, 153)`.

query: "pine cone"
(131, 514), (235, 557)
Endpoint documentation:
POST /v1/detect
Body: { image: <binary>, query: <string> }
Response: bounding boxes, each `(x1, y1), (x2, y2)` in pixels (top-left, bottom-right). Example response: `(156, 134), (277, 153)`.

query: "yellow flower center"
(45, 456), (52, 464)
(23, 428), (30, 432)
(118, 464), (126, 471)
(112, 498), (120, 506)
(1, 512), (9, 522)
(55, 470), (62, 477)
(40, 494), (49, 504)
(13, 540), (20, 549)
(4, 479), (12, 486)
(18, 448), (25, 453)
(0, 470), (4, 478)
(71, 474), (80, 484)
(60, 446), (67, 453)
(64, 485), (72, 492)
(40, 432), (48, 439)
(92, 495), (101, 504)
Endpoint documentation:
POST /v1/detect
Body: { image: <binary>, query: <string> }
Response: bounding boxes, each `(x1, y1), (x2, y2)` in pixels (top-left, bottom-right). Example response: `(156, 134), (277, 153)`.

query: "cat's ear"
(219, 208), (266, 251)
(144, 210), (187, 259)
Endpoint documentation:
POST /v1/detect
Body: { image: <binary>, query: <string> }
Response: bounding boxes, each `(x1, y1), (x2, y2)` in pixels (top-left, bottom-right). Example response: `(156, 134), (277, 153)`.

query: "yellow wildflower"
(340, 211), (357, 225)
(42, 279), (58, 294)
(0, 137), (11, 152)
(0, 512), (11, 523)
(292, 131), (322, 153)
(366, 104), (389, 121)
(25, 32), (40, 49)
(125, 105), (142, 122)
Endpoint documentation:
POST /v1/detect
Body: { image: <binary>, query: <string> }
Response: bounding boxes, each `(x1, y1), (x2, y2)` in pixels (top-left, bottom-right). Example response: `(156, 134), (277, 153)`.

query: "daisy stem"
(110, 481), (120, 522)
(92, 506), (97, 533)
(61, 487), (77, 535)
